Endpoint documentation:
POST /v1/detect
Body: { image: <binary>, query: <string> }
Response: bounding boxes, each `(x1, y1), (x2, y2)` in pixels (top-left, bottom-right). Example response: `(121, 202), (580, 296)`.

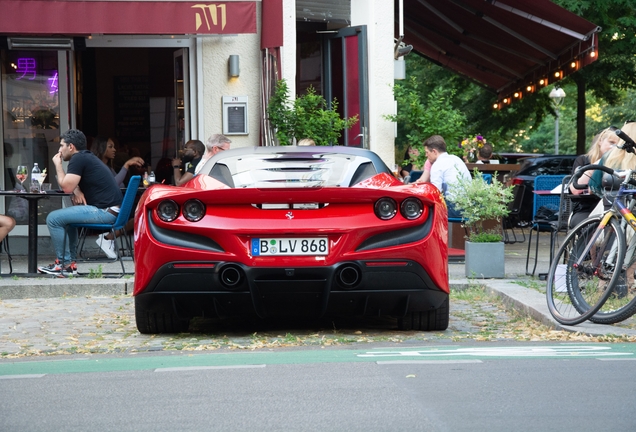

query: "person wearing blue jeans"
(38, 129), (122, 277)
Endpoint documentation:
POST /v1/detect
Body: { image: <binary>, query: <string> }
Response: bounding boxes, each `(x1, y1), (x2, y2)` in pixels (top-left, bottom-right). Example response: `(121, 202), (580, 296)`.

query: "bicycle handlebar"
(610, 126), (636, 154)
(572, 163), (636, 190)
(571, 164), (615, 190)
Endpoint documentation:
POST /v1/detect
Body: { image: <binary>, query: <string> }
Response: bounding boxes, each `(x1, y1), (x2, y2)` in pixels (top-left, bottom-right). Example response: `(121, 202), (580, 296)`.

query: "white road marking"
(359, 345), (633, 358)
(155, 364), (266, 372)
(0, 374), (46, 379)
(377, 360), (483, 365)
(596, 358), (636, 361)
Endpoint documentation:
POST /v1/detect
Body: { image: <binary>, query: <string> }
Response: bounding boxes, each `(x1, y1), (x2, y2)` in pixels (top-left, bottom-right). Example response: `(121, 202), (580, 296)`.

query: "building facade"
(0, 0), (396, 239)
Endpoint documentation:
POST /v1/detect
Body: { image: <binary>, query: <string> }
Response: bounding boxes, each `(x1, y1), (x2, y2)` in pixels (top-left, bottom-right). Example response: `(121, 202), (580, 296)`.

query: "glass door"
(1, 49), (67, 227)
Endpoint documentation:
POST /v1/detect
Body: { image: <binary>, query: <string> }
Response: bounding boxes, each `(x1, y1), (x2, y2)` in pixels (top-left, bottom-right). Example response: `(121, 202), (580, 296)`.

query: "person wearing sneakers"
(38, 129), (123, 276)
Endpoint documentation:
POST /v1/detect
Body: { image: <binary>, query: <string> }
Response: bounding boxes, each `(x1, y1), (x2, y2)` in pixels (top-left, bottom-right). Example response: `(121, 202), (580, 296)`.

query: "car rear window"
(206, 152), (377, 188)
(520, 158), (575, 176)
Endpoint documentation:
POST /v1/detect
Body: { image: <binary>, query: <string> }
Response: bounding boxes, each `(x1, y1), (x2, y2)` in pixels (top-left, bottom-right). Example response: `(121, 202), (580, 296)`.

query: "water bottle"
(31, 163), (41, 192)
(148, 171), (156, 183)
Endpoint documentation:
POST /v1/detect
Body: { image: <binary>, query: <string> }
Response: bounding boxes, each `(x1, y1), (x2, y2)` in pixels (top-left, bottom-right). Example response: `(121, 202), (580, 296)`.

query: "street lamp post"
(549, 87), (566, 155)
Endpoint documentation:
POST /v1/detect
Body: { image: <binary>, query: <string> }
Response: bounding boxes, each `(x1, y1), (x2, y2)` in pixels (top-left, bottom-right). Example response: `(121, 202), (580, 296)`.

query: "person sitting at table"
(38, 129), (123, 276)
(417, 134), (471, 219)
(0, 214), (15, 244)
(90, 136), (145, 188)
(568, 127), (620, 228)
(399, 145), (420, 179)
(194, 134), (232, 175)
(475, 142), (499, 164)
(172, 139), (205, 186)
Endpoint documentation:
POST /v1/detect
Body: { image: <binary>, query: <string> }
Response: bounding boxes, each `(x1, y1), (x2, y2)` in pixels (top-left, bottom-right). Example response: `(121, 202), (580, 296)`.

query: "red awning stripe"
(0, 1), (257, 35)
(261, 0), (283, 49)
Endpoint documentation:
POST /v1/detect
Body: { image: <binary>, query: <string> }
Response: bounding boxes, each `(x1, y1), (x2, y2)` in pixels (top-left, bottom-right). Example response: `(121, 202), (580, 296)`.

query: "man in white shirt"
(194, 134), (232, 175)
(419, 135), (471, 218)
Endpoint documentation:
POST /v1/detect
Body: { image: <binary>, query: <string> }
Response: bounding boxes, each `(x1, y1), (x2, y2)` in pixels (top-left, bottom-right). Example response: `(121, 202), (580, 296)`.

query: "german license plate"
(251, 238), (328, 256)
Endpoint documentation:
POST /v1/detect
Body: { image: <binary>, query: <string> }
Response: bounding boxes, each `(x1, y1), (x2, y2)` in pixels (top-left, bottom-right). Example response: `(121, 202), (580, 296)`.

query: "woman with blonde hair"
(586, 122), (636, 219)
(568, 127), (622, 227)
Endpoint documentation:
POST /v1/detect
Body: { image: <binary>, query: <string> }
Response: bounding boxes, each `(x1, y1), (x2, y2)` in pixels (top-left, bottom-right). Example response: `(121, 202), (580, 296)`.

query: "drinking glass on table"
(15, 165), (27, 190)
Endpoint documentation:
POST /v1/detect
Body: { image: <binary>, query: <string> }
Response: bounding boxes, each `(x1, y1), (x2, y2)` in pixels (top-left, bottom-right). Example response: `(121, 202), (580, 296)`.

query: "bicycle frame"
(573, 170), (636, 270)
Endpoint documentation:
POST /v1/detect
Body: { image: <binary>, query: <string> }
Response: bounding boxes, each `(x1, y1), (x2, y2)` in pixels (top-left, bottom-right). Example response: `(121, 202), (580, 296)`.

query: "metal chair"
(503, 183), (527, 244)
(525, 174), (566, 277)
(551, 175), (574, 248)
(0, 235), (13, 274)
(68, 175), (141, 276)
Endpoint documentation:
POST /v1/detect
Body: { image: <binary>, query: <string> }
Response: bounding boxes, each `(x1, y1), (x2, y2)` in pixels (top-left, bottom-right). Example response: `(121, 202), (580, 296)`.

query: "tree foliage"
(267, 79), (358, 146)
(386, 77), (467, 166)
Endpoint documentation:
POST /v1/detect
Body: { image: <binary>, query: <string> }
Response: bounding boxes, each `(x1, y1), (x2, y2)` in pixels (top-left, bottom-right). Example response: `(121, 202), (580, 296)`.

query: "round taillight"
(183, 199), (206, 222)
(157, 200), (179, 222)
(400, 197), (423, 220)
(374, 198), (397, 220)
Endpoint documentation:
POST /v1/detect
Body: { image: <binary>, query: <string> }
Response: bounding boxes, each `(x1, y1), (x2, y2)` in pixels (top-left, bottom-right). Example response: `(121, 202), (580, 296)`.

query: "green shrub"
(446, 169), (514, 242)
(267, 79), (358, 146)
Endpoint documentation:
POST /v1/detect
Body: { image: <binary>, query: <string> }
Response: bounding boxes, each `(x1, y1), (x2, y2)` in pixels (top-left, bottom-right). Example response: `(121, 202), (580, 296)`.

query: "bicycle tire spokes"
(546, 216), (625, 326)
(591, 227), (636, 324)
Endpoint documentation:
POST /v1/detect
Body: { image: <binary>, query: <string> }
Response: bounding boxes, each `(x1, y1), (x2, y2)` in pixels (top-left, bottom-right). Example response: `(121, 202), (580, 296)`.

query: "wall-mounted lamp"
(526, 84), (536, 93)
(228, 55), (240, 78)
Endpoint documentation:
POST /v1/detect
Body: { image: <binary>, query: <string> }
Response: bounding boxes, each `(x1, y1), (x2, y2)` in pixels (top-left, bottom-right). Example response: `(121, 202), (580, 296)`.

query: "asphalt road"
(2, 344), (636, 432)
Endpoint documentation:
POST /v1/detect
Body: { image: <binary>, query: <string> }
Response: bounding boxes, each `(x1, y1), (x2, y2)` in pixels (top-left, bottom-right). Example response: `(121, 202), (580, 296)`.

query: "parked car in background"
(494, 152), (546, 165)
(506, 154), (578, 224)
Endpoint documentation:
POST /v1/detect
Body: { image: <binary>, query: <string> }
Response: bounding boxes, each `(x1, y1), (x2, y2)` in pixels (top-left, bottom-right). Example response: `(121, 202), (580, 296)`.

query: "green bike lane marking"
(0, 344), (634, 376)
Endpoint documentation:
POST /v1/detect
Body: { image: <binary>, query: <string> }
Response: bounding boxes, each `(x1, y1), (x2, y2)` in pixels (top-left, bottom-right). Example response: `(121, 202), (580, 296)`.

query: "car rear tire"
(398, 297), (449, 331)
(135, 298), (190, 334)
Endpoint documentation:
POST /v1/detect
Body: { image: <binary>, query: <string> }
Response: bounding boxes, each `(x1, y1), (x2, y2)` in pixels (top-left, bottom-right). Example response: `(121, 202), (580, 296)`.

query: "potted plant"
(446, 168), (514, 278)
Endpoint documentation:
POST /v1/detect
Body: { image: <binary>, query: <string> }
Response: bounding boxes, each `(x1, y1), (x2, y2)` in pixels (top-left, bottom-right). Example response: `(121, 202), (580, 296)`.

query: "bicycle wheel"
(546, 215), (626, 325)
(589, 223), (636, 324)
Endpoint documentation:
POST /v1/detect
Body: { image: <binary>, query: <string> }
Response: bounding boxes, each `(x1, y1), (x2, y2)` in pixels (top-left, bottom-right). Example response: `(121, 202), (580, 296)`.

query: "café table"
(0, 190), (72, 274)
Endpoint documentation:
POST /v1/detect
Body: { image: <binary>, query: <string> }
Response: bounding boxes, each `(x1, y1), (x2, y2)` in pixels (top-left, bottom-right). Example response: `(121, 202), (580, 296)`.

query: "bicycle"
(546, 127), (636, 326)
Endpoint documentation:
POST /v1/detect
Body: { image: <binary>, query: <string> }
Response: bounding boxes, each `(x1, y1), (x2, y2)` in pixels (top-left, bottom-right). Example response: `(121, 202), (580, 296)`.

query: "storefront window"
(1, 50), (61, 224)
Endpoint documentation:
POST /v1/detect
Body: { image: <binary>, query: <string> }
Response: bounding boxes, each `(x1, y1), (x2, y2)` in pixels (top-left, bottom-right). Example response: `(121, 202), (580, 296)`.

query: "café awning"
(0, 0), (257, 35)
(400, 0), (601, 101)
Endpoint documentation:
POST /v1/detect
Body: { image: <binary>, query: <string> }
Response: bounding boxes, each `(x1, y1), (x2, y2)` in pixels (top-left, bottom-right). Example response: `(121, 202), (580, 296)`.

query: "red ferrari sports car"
(133, 146), (449, 334)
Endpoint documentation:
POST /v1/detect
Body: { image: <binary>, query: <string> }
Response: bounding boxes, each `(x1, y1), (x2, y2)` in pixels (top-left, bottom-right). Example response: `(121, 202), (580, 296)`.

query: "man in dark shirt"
(38, 129), (123, 276)
(171, 139), (205, 186)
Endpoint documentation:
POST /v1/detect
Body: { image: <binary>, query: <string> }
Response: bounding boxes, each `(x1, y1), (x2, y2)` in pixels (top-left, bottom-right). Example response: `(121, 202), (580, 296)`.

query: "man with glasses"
(172, 139), (205, 186)
(38, 129), (122, 276)
(194, 134), (232, 175)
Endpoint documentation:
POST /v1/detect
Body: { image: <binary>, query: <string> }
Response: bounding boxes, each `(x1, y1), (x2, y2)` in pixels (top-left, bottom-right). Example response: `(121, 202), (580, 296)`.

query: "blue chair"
(525, 174), (566, 276)
(68, 175), (141, 276)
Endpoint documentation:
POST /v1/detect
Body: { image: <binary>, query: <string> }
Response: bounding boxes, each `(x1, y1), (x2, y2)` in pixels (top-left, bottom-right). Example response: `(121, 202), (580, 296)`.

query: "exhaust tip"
(220, 265), (244, 288)
(337, 265), (361, 289)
